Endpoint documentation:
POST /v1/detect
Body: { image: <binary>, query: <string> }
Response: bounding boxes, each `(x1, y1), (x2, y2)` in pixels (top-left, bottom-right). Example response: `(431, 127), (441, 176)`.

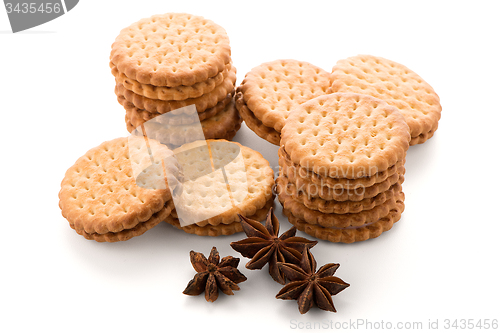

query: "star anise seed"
(276, 247), (350, 314)
(183, 247), (247, 302)
(230, 207), (318, 284)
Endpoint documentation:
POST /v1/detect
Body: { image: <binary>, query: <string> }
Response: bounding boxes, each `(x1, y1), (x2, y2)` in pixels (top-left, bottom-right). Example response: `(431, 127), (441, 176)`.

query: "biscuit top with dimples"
(110, 13), (231, 87)
(331, 55), (441, 139)
(281, 93), (410, 179)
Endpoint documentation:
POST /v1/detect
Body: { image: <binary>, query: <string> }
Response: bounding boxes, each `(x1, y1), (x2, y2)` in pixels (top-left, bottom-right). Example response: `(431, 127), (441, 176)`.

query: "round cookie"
(237, 59), (332, 132)
(235, 92), (281, 145)
(112, 62), (232, 101)
(110, 13), (231, 86)
(115, 65), (236, 114)
(331, 55), (441, 144)
(281, 93), (411, 178)
(171, 140), (275, 226)
(59, 137), (180, 242)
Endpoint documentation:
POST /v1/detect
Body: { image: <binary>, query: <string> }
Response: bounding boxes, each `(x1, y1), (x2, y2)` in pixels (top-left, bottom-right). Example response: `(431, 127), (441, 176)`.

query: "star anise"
(276, 247), (350, 314)
(230, 207), (318, 284)
(183, 247), (247, 302)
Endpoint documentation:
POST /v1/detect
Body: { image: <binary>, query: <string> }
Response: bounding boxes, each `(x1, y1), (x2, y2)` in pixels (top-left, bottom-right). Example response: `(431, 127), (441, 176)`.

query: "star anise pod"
(276, 247), (350, 314)
(183, 247), (247, 302)
(230, 207), (318, 284)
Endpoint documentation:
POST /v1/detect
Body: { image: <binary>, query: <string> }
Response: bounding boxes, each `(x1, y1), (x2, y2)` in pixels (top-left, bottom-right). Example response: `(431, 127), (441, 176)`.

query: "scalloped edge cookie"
(276, 174), (402, 214)
(110, 13), (231, 86)
(279, 146), (404, 189)
(283, 196), (404, 243)
(121, 93), (232, 126)
(115, 65), (236, 114)
(278, 184), (404, 228)
(112, 62), (231, 101)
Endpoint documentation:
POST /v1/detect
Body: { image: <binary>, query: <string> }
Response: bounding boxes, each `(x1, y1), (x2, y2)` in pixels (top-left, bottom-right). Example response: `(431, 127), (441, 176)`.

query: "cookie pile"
(277, 93), (411, 243)
(59, 137), (275, 242)
(235, 59), (332, 145)
(110, 13), (241, 146)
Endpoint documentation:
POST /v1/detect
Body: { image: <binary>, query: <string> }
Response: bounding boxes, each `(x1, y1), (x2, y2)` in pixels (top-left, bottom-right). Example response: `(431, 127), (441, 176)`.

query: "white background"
(1, 1), (499, 332)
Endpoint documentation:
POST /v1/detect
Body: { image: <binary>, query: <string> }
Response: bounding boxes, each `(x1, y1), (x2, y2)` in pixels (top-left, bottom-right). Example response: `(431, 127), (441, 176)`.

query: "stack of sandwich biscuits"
(277, 93), (411, 243)
(110, 13), (241, 146)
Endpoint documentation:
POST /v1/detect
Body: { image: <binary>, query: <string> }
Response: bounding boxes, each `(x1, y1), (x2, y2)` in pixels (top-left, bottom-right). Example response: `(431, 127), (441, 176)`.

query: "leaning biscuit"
(238, 59), (332, 132)
(110, 13), (231, 87)
(331, 55), (441, 144)
(281, 93), (411, 178)
(235, 92), (281, 145)
(410, 128), (436, 145)
(59, 137), (180, 242)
